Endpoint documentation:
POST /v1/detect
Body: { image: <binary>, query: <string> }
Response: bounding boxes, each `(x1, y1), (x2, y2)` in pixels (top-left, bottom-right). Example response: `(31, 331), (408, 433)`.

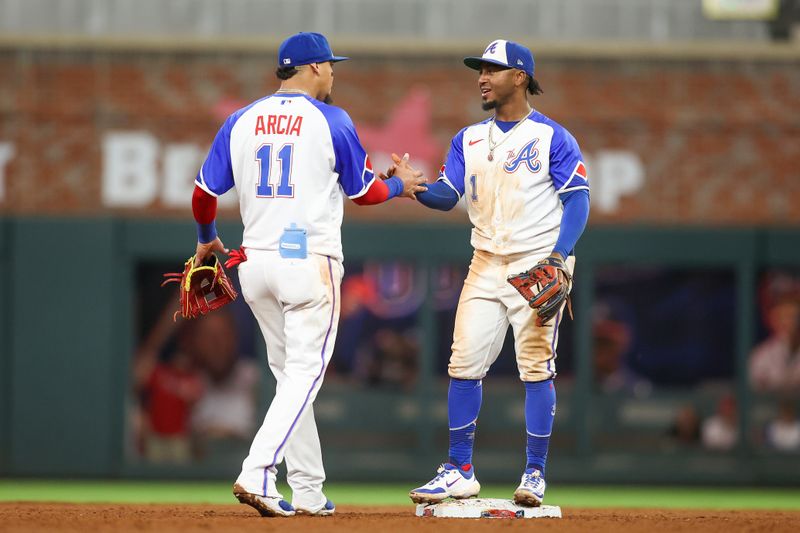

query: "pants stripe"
(262, 256), (336, 494)
(546, 310), (561, 379)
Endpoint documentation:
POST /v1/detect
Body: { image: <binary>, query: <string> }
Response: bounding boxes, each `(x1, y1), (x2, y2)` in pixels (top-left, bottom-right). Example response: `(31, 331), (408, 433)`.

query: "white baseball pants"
(234, 249), (342, 510)
(449, 250), (575, 382)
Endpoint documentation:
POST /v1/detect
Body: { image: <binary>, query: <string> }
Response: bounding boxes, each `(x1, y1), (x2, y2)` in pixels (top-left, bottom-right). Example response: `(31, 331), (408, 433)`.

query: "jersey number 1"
(469, 174), (478, 201)
(256, 143), (294, 198)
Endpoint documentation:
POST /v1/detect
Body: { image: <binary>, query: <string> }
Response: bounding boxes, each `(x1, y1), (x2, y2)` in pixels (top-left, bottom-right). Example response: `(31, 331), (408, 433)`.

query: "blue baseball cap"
(278, 32), (349, 67)
(464, 39), (535, 78)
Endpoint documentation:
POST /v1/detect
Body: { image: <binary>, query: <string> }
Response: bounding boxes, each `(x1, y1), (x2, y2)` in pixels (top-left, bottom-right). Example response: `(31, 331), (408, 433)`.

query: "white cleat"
(233, 483), (296, 517)
(295, 499), (335, 516)
(513, 469), (546, 507)
(409, 463), (481, 504)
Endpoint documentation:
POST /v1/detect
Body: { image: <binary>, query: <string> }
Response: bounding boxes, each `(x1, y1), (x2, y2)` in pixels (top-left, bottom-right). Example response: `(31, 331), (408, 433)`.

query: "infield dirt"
(2, 502), (799, 532)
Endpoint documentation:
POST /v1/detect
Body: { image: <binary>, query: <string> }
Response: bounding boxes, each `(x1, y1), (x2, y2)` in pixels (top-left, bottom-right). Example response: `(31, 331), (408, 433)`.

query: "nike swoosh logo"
(468, 139), (484, 146)
(446, 479), (460, 487)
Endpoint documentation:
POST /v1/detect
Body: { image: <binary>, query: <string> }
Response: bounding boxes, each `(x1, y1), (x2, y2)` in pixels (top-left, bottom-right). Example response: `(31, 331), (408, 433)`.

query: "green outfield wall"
(1, 217), (799, 485)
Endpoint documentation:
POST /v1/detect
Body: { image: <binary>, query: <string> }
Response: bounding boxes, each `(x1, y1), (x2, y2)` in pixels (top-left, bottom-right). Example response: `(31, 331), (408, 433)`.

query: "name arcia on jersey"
(194, 94), (374, 262)
(254, 114), (304, 136)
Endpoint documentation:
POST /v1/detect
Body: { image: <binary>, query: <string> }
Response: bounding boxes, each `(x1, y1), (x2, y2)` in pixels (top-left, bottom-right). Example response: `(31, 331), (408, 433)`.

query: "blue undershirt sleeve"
(416, 180), (460, 211)
(553, 189), (590, 259)
(197, 222), (218, 244)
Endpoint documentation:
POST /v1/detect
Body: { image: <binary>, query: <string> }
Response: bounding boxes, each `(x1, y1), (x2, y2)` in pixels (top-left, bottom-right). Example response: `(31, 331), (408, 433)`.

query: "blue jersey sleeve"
(549, 126), (589, 194)
(195, 115), (235, 197)
(438, 128), (467, 197)
(318, 104), (374, 198)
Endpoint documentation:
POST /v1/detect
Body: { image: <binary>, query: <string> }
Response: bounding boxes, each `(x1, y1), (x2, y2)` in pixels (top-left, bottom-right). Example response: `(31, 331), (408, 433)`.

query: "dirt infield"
(2, 503), (799, 532)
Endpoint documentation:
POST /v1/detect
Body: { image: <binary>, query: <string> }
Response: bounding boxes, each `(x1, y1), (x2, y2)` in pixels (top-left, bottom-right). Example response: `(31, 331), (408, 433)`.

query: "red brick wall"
(0, 48), (797, 224)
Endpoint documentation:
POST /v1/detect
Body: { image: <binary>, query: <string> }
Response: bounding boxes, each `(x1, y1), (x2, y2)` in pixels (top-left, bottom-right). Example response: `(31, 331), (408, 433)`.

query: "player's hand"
(548, 252), (570, 285)
(194, 237), (229, 267)
(377, 152), (416, 180)
(378, 152), (403, 180)
(377, 163), (396, 180)
(390, 152), (428, 200)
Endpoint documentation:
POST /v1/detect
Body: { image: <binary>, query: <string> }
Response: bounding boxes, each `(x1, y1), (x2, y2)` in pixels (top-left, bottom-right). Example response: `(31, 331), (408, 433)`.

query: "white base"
(415, 498), (562, 519)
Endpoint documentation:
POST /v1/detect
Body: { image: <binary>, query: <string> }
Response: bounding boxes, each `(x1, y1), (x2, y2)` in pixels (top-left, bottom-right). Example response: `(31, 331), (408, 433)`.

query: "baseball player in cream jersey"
(403, 39), (590, 506)
(191, 32), (425, 517)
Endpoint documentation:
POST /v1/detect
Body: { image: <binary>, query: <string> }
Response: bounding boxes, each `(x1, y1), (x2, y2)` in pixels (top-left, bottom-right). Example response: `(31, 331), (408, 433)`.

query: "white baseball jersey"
(195, 92), (372, 506)
(195, 93), (375, 261)
(438, 111), (589, 257)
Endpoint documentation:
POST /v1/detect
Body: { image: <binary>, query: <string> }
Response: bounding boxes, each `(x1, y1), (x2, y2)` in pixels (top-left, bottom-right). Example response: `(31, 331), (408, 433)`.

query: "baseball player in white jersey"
(190, 32), (425, 517)
(402, 39), (591, 506)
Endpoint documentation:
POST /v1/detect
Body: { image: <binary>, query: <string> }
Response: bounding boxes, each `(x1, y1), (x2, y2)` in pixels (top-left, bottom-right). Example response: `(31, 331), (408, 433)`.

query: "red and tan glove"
(162, 253), (238, 320)
(507, 254), (573, 326)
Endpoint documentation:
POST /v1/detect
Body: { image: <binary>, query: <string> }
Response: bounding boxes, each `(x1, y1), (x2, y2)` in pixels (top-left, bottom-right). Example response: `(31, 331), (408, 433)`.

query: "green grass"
(1, 480), (799, 510)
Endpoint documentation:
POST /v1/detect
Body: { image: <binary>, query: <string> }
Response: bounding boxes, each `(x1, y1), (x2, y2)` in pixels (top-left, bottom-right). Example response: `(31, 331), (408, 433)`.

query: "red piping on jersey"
(192, 185), (217, 223)
(352, 179), (390, 206)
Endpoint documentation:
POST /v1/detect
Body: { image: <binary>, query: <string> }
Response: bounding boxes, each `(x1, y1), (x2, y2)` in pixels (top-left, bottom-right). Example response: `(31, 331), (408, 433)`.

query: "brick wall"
(0, 48), (797, 224)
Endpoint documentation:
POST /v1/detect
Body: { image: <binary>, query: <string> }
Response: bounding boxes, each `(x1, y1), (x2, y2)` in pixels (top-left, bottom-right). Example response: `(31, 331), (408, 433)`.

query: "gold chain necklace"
(275, 88), (311, 96)
(487, 109), (533, 161)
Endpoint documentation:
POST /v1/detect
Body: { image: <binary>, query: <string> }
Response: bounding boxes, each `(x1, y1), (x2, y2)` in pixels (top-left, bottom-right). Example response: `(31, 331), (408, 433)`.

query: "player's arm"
(548, 127), (590, 259)
(193, 117), (236, 264)
(552, 189), (589, 259)
(325, 106), (425, 205)
(192, 185), (228, 263)
(352, 159), (426, 205)
(351, 177), (399, 205)
(416, 181), (460, 211)
(416, 129), (466, 211)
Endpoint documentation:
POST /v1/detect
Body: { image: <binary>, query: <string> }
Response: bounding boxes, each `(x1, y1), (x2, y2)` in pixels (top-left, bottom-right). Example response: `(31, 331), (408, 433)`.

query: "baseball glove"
(507, 254), (573, 326)
(161, 253), (238, 320)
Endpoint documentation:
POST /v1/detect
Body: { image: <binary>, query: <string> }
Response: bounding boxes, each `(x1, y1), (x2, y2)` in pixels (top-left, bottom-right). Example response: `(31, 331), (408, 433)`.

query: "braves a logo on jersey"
(503, 139), (541, 174)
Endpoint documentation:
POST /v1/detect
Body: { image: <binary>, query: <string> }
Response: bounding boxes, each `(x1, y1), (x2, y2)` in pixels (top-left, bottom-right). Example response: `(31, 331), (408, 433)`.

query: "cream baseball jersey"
(438, 111), (589, 256)
(195, 93), (375, 261)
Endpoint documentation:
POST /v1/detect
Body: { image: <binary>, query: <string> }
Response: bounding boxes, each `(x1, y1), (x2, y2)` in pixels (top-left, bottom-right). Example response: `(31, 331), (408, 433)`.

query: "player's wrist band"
(384, 176), (404, 199)
(197, 221), (218, 243)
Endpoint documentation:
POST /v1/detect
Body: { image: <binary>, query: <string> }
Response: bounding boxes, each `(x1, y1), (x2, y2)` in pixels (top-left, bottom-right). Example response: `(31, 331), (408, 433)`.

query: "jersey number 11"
(256, 143), (295, 198)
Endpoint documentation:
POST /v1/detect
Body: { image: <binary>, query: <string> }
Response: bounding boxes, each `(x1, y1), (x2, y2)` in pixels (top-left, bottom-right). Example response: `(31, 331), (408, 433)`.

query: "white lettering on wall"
(99, 131), (642, 215)
(162, 144), (205, 208)
(0, 142), (16, 202)
(102, 132), (159, 207)
(101, 132), (237, 209)
(585, 150), (645, 213)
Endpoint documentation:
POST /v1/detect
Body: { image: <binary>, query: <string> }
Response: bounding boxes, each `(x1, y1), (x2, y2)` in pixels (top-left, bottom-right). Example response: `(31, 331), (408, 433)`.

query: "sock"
(448, 378), (482, 467)
(524, 379), (556, 476)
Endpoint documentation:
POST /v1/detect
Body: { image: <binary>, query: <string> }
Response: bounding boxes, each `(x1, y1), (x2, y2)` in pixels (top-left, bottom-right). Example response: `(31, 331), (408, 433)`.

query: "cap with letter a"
(464, 39), (535, 78)
(278, 32), (349, 67)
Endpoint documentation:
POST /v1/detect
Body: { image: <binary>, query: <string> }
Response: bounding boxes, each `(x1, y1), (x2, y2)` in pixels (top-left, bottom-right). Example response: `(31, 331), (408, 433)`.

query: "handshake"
(378, 152), (428, 200)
